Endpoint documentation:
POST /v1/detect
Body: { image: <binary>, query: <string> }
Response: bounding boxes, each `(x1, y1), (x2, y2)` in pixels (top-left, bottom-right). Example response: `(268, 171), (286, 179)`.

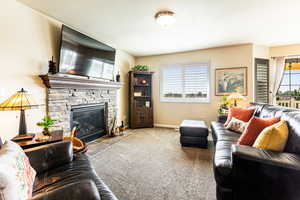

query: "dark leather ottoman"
(179, 120), (209, 148)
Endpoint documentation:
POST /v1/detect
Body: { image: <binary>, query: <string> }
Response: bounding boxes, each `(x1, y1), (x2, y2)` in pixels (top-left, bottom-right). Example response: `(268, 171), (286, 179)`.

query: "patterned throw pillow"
(0, 141), (36, 200)
(225, 117), (248, 134)
(224, 107), (255, 126)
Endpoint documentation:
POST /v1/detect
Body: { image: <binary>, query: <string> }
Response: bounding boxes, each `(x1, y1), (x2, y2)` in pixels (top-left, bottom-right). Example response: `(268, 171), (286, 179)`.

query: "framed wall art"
(215, 67), (247, 96)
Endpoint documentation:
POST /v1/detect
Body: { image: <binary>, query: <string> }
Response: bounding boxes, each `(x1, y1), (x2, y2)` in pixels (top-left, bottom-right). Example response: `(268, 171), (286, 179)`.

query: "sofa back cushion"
(24, 141), (73, 174)
(250, 103), (300, 154)
(281, 112), (300, 154)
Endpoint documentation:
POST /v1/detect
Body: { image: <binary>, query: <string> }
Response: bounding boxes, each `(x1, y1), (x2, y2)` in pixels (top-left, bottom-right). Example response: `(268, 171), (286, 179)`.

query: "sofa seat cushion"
(33, 154), (117, 200)
(214, 140), (235, 187)
(211, 121), (240, 143)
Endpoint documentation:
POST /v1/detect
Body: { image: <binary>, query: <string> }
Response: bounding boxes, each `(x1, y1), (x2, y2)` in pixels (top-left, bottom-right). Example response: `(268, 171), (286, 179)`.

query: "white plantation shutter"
(160, 63), (210, 102)
(161, 66), (183, 99)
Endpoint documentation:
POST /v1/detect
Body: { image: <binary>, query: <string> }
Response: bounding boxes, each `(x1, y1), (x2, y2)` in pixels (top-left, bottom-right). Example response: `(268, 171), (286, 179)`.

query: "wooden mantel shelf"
(39, 74), (123, 89)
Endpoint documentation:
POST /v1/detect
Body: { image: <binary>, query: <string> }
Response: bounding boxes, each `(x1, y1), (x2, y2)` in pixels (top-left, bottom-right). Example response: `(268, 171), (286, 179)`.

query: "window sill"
(160, 98), (211, 103)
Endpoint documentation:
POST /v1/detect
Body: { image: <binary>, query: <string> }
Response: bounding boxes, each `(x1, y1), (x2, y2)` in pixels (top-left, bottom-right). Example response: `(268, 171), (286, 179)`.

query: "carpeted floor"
(87, 128), (216, 200)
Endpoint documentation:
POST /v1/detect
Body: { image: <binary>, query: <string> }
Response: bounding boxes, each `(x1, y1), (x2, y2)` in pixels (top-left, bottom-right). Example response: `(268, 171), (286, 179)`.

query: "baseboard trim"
(154, 124), (179, 129)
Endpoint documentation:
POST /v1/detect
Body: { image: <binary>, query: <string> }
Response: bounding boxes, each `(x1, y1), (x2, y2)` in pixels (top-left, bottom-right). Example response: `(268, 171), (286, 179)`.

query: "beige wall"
(270, 44), (300, 57)
(115, 50), (135, 127)
(0, 0), (61, 141)
(0, 0), (134, 140)
(136, 44), (254, 126)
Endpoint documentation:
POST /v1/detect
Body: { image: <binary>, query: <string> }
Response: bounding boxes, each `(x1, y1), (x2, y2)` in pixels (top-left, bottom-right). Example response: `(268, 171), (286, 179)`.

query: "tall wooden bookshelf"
(129, 71), (154, 128)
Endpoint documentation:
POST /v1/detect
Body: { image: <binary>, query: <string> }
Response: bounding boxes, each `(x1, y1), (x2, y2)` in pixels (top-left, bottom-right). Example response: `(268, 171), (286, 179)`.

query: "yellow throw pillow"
(253, 120), (289, 152)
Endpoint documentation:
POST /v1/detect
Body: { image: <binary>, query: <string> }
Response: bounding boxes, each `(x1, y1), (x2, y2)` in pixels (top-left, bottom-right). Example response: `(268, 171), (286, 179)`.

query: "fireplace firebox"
(70, 103), (106, 142)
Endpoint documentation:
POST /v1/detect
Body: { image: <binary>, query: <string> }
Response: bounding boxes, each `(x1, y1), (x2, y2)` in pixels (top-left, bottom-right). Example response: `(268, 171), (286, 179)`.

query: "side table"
(15, 130), (63, 150)
(218, 114), (228, 124)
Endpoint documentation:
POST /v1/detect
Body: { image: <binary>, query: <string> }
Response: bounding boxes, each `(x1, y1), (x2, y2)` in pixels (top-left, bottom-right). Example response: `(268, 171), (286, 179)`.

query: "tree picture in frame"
(215, 67), (247, 96)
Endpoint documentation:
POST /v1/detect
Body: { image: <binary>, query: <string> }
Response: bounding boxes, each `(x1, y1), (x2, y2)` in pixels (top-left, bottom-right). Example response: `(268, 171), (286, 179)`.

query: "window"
(255, 58), (269, 103)
(160, 63), (210, 102)
(276, 58), (300, 108)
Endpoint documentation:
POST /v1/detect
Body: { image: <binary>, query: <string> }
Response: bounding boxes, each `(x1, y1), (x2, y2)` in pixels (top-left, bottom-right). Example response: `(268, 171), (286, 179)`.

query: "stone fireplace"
(40, 74), (123, 139)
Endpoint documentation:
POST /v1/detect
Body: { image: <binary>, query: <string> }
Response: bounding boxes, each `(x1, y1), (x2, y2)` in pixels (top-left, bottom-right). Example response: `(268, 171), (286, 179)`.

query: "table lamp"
(0, 88), (38, 141)
(227, 93), (246, 107)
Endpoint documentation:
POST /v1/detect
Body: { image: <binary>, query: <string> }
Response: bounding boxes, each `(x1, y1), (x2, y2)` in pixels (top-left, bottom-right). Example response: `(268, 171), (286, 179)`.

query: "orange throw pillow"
(224, 107), (255, 126)
(237, 116), (280, 146)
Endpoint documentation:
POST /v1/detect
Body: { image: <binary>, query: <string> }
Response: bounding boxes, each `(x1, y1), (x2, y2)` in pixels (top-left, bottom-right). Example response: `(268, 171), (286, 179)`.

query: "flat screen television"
(58, 25), (116, 80)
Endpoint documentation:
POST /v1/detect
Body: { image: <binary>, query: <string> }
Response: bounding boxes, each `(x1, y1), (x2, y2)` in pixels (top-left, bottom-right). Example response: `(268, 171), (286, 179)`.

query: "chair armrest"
(232, 144), (300, 171)
(29, 179), (101, 200)
(231, 144), (300, 200)
(24, 141), (73, 174)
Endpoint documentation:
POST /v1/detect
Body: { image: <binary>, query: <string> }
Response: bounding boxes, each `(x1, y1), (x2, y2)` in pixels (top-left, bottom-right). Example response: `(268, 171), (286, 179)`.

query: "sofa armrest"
(231, 144), (300, 200)
(29, 179), (101, 200)
(25, 141), (73, 174)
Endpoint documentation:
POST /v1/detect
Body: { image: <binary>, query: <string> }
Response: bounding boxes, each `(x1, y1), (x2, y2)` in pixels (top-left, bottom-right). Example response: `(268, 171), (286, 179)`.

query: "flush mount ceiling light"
(155, 10), (175, 26)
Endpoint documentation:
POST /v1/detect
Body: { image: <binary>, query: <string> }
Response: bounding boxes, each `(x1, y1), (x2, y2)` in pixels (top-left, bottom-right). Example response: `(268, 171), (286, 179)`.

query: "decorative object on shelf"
(129, 71), (154, 128)
(227, 93), (247, 107)
(145, 101), (150, 108)
(215, 67), (247, 96)
(141, 79), (147, 84)
(132, 65), (150, 72)
(116, 71), (121, 82)
(155, 10), (176, 27)
(218, 96), (230, 114)
(35, 135), (50, 142)
(0, 88), (38, 141)
(134, 92), (142, 97)
(48, 56), (57, 74)
(36, 116), (57, 136)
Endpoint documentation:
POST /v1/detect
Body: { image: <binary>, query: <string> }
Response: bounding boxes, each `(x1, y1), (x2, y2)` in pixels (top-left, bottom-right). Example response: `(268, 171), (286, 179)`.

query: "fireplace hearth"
(71, 103), (106, 142)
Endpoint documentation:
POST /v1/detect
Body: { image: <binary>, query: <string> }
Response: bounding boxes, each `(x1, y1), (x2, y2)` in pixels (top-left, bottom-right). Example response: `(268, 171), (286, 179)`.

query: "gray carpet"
(87, 128), (216, 200)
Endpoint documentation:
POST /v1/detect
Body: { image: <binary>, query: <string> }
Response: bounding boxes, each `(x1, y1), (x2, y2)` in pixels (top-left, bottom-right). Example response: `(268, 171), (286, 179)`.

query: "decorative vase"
(43, 127), (51, 136)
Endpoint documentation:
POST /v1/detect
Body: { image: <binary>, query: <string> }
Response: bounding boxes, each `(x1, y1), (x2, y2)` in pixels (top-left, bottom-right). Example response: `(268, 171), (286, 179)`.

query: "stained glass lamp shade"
(0, 88), (38, 139)
(228, 93), (246, 106)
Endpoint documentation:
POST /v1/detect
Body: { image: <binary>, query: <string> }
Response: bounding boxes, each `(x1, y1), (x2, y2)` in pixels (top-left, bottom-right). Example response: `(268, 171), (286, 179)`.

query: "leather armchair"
(29, 179), (101, 200)
(25, 141), (118, 200)
(232, 145), (300, 200)
(25, 141), (73, 174)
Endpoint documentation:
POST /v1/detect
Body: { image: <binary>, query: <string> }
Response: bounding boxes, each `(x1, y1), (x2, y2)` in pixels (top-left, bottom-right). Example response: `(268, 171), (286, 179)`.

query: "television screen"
(58, 25), (116, 80)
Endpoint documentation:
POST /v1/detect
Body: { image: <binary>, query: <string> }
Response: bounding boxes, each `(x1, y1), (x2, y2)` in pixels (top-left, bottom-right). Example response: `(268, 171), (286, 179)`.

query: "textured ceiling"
(19, 0), (300, 56)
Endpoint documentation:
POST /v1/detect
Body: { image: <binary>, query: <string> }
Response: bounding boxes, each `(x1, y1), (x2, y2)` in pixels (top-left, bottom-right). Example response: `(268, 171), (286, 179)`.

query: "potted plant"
(132, 65), (150, 72)
(37, 116), (57, 136)
(218, 96), (230, 114)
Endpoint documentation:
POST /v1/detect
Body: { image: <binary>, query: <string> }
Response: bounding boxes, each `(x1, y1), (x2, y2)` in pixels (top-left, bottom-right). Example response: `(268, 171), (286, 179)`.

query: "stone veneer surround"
(47, 88), (117, 136)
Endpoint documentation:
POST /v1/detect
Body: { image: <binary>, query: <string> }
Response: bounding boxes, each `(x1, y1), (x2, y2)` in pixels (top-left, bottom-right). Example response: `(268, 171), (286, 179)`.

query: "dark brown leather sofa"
(25, 141), (118, 200)
(211, 103), (300, 200)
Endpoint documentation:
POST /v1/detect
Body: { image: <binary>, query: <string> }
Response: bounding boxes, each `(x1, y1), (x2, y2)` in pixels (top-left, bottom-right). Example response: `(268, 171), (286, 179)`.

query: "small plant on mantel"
(37, 116), (57, 136)
(132, 65), (150, 72)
